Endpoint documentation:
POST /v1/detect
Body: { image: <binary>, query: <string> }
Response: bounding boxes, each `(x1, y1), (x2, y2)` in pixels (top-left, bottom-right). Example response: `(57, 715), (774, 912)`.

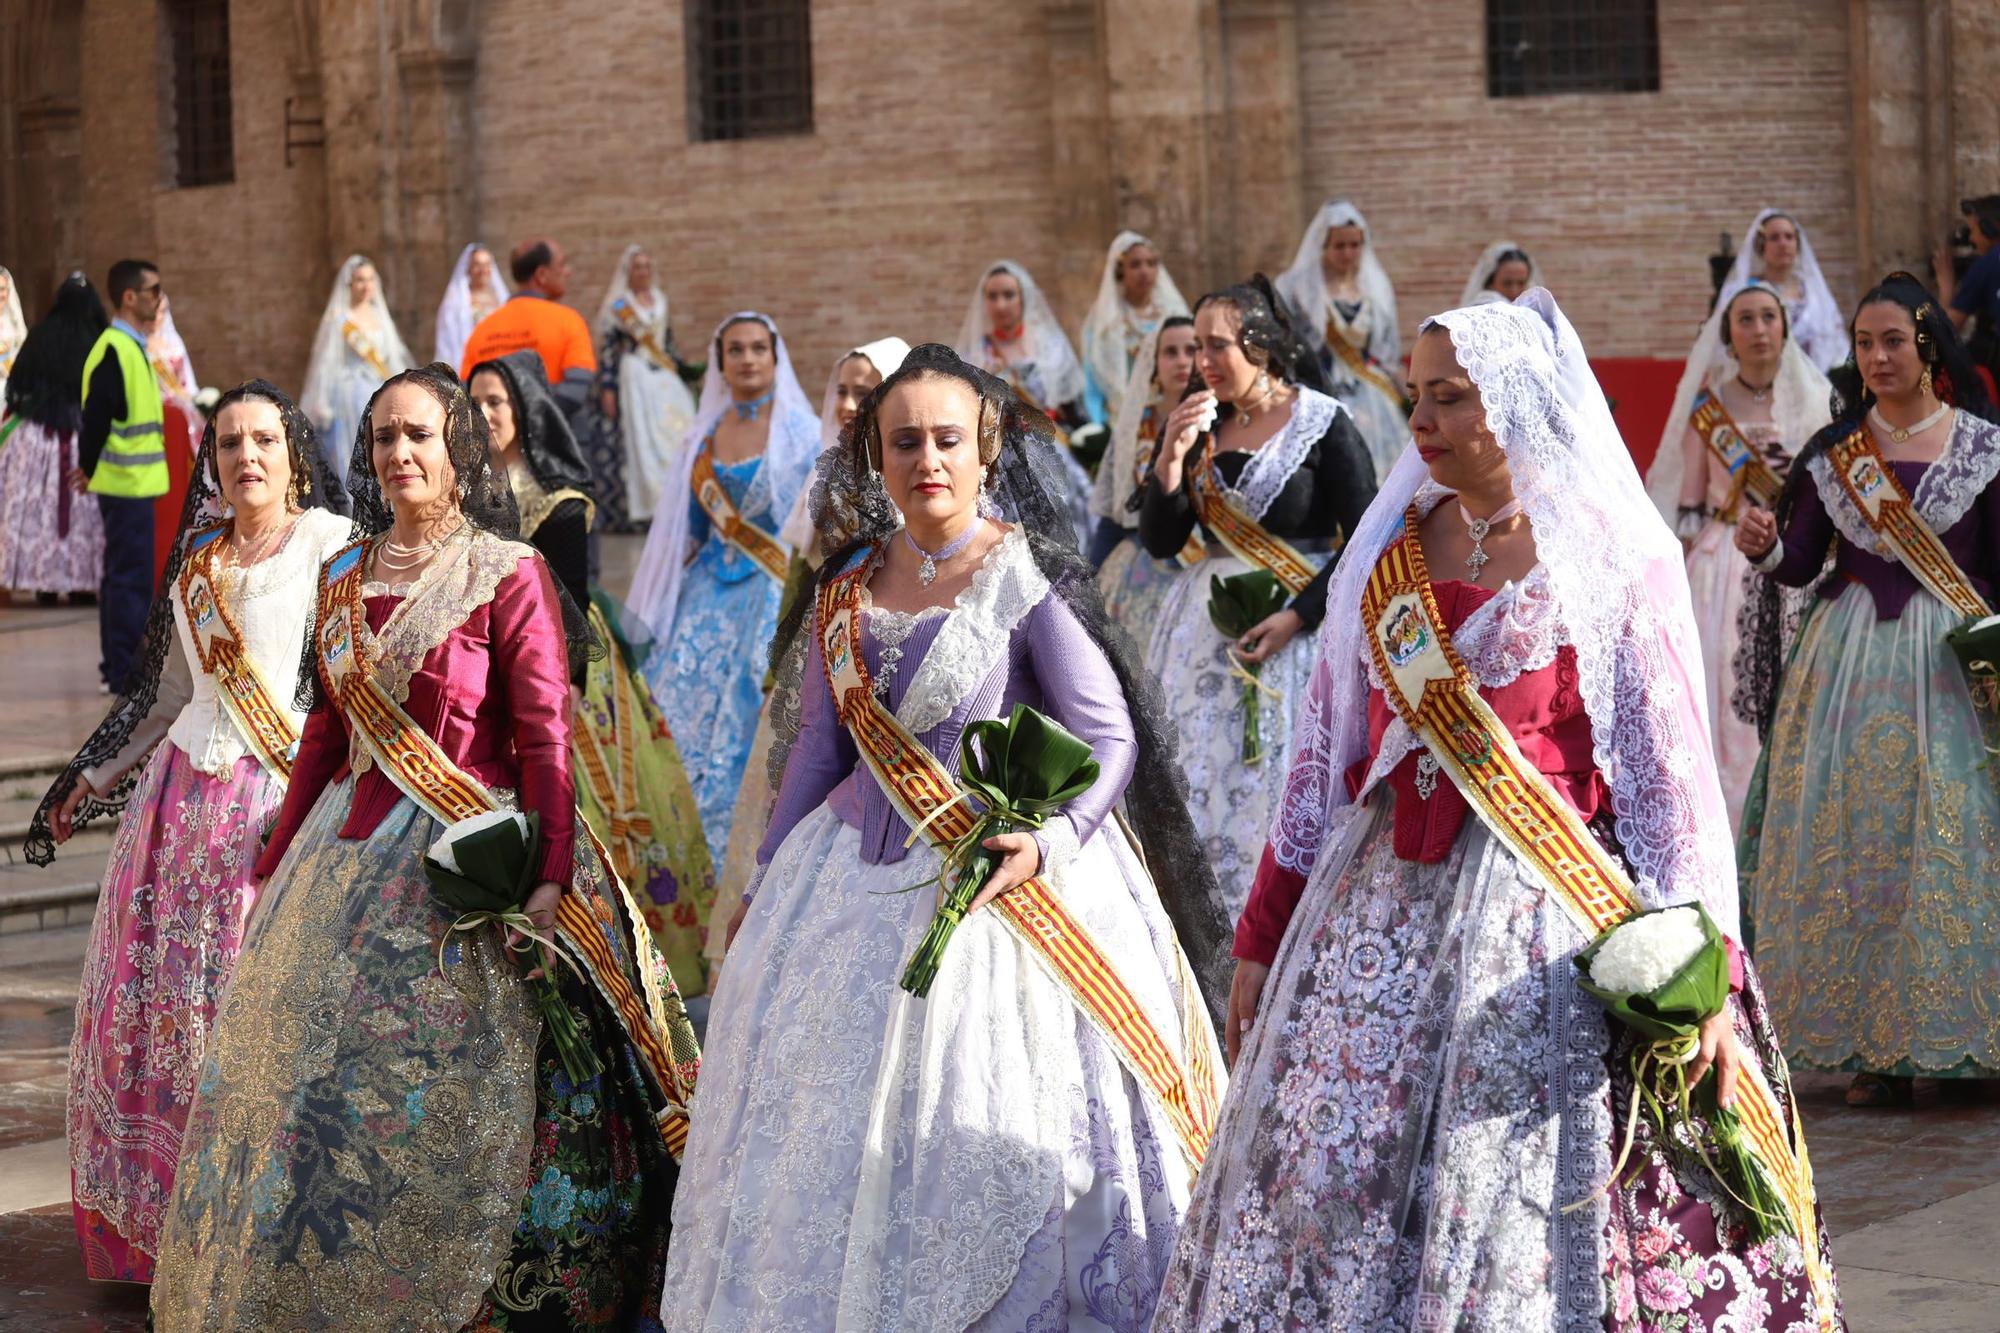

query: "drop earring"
(1920, 364), (1935, 398)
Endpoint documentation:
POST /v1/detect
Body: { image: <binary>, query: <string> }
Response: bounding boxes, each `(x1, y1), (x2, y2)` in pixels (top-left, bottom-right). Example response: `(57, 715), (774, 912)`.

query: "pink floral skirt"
(68, 742), (279, 1282)
(0, 418), (104, 594)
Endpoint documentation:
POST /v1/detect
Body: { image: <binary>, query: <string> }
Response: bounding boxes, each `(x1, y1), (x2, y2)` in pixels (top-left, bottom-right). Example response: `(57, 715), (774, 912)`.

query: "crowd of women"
(4, 200), (1993, 1330)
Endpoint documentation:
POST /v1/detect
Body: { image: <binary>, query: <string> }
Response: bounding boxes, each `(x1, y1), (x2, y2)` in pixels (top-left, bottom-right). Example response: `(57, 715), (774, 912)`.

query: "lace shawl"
(1220, 385), (1343, 520)
(1803, 410), (2000, 555)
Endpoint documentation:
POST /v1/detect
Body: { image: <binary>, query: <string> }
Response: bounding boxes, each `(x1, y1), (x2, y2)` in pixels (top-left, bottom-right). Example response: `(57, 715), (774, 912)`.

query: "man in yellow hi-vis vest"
(77, 259), (167, 695)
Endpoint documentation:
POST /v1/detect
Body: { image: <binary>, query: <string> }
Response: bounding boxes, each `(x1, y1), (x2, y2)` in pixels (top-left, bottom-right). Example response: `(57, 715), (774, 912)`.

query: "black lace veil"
(25, 380), (348, 865)
(772, 343), (1234, 1023)
(468, 349), (595, 496)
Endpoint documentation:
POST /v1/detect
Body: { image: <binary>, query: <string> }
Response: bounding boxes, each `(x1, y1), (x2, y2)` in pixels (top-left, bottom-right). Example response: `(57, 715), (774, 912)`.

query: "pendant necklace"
(1458, 497), (1524, 578)
(904, 519), (982, 587)
(1735, 373), (1774, 404)
(1869, 401), (1950, 444)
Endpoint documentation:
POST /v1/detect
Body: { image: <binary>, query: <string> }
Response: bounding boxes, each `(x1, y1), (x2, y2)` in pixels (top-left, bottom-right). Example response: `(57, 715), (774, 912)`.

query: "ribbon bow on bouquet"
(425, 809), (600, 1084)
(898, 704), (1100, 998)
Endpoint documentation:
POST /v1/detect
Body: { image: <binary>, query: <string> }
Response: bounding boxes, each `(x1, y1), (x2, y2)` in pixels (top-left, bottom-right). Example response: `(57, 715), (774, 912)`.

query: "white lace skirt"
(618, 352), (696, 523)
(1144, 553), (1320, 923)
(662, 803), (1207, 1332)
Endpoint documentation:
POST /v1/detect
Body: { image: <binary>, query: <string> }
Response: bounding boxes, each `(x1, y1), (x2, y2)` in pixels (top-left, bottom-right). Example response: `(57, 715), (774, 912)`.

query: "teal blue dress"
(641, 449), (784, 864)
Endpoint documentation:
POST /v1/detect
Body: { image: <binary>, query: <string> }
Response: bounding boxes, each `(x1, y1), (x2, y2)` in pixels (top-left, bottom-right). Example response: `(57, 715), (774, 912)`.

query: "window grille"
(1487, 0), (1659, 98)
(168, 0), (234, 186)
(688, 0), (814, 142)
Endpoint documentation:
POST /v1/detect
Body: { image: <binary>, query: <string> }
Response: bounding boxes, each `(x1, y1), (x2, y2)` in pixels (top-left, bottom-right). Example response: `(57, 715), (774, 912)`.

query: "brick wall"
(1293, 0), (1860, 360)
(14, 0), (1996, 400)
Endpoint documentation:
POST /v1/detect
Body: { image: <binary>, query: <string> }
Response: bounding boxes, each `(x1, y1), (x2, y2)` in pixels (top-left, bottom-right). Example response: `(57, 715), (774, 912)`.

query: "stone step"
(0, 876), (99, 935)
(0, 752), (70, 784)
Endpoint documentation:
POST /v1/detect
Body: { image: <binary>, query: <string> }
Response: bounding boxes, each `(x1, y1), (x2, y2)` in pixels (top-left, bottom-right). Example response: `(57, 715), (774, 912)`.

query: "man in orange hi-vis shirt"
(458, 237), (597, 413)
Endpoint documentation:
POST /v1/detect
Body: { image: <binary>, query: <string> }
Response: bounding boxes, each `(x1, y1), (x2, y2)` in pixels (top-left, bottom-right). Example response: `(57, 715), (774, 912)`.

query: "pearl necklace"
(377, 521), (465, 573)
(1458, 497), (1524, 579)
(230, 511), (298, 566)
(904, 518), (981, 586)
(1869, 401), (1951, 444)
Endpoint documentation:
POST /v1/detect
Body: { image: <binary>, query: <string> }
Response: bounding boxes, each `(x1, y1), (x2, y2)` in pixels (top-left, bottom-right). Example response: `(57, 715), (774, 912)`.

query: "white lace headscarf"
(433, 242), (508, 367)
(626, 310), (821, 638)
(1280, 289), (1740, 938)
(1721, 208), (1847, 372)
(591, 243), (669, 344)
(1458, 240), (1544, 307)
(777, 335), (911, 553)
(1645, 280), (1833, 519)
(300, 254), (415, 426)
(1091, 321), (1174, 525)
(1274, 198), (1400, 366)
(0, 266), (30, 364)
(1078, 231), (1190, 418)
(953, 260), (1087, 410)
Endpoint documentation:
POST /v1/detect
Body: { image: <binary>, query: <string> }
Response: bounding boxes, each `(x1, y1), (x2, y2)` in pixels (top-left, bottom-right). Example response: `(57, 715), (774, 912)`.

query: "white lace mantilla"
(1356, 562), (1563, 800)
(1806, 411), (2000, 556)
(861, 526), (1050, 737)
(1220, 386), (1342, 520)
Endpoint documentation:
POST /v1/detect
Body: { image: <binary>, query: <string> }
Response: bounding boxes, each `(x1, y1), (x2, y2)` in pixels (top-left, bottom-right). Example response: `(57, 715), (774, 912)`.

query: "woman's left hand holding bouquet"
(505, 881), (563, 982)
(964, 833), (1042, 915)
(1686, 1008), (1742, 1112)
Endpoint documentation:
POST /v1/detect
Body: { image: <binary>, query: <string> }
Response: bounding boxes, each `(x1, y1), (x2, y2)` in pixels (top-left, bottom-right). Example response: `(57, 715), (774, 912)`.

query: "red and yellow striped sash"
(316, 540), (696, 1157)
(613, 297), (675, 372)
(180, 524), (300, 782)
(692, 450), (788, 583)
(1826, 427), (1991, 620)
(1188, 449), (1318, 594)
(816, 556), (1220, 1176)
(1326, 324), (1406, 407)
(1690, 389), (1784, 520)
(1360, 513), (1836, 1329)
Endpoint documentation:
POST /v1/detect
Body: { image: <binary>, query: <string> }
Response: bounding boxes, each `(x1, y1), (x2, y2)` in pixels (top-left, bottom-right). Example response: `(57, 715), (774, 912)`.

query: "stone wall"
(3, 0), (1996, 394)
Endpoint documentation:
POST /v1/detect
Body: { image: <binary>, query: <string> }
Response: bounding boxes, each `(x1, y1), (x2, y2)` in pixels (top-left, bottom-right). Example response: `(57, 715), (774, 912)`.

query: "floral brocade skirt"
(1145, 552), (1320, 923)
(1743, 581), (2000, 1078)
(69, 744), (278, 1283)
(1094, 534), (1181, 654)
(150, 779), (678, 1332)
(1156, 799), (1840, 1332)
(0, 417), (104, 594)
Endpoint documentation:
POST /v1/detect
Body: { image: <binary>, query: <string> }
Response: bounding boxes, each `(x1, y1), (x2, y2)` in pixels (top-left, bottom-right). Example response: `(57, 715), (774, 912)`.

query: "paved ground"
(2, 542), (1999, 1329)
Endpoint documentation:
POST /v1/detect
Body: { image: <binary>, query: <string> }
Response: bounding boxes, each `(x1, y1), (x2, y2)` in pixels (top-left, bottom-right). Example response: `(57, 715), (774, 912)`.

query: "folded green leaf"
(1206, 569), (1287, 640)
(1575, 902), (1731, 1044)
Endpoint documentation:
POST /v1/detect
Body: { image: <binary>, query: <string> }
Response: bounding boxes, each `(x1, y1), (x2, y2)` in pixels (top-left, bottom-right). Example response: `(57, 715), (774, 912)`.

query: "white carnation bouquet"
(1575, 902), (1786, 1241)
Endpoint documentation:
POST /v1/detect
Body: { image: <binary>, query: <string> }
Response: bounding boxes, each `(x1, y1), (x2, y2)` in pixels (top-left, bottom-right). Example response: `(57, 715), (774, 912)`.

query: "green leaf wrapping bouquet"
(1574, 902), (1789, 1243)
(1948, 613), (2000, 741)
(1206, 569), (1290, 765)
(898, 704), (1100, 998)
(424, 809), (600, 1084)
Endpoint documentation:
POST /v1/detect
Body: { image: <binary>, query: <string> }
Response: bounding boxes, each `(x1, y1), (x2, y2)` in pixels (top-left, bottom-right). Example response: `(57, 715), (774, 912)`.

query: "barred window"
(167, 0), (234, 187)
(1487, 0), (1660, 98)
(687, 0), (814, 142)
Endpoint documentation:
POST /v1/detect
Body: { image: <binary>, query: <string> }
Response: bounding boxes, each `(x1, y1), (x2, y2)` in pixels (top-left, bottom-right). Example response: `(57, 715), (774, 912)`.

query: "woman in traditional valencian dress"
(1728, 209), (1848, 372)
(709, 335), (911, 977)
(1091, 315), (1198, 642)
(1157, 290), (1842, 1333)
(1645, 281), (1831, 830)
(0, 273), (107, 602)
(1140, 278), (1376, 922)
(0, 266), (28, 404)
(433, 242), (508, 372)
(26, 383), (349, 1284)
(661, 343), (1231, 1330)
(955, 259), (1097, 546)
(594, 244), (699, 529)
(1079, 230), (1190, 427)
(627, 312), (821, 865)
(150, 365), (698, 1330)
(300, 254), (416, 489)
(1275, 199), (1407, 483)
(1461, 239), (1543, 306)
(469, 348), (717, 992)
(1735, 274), (2000, 1110)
